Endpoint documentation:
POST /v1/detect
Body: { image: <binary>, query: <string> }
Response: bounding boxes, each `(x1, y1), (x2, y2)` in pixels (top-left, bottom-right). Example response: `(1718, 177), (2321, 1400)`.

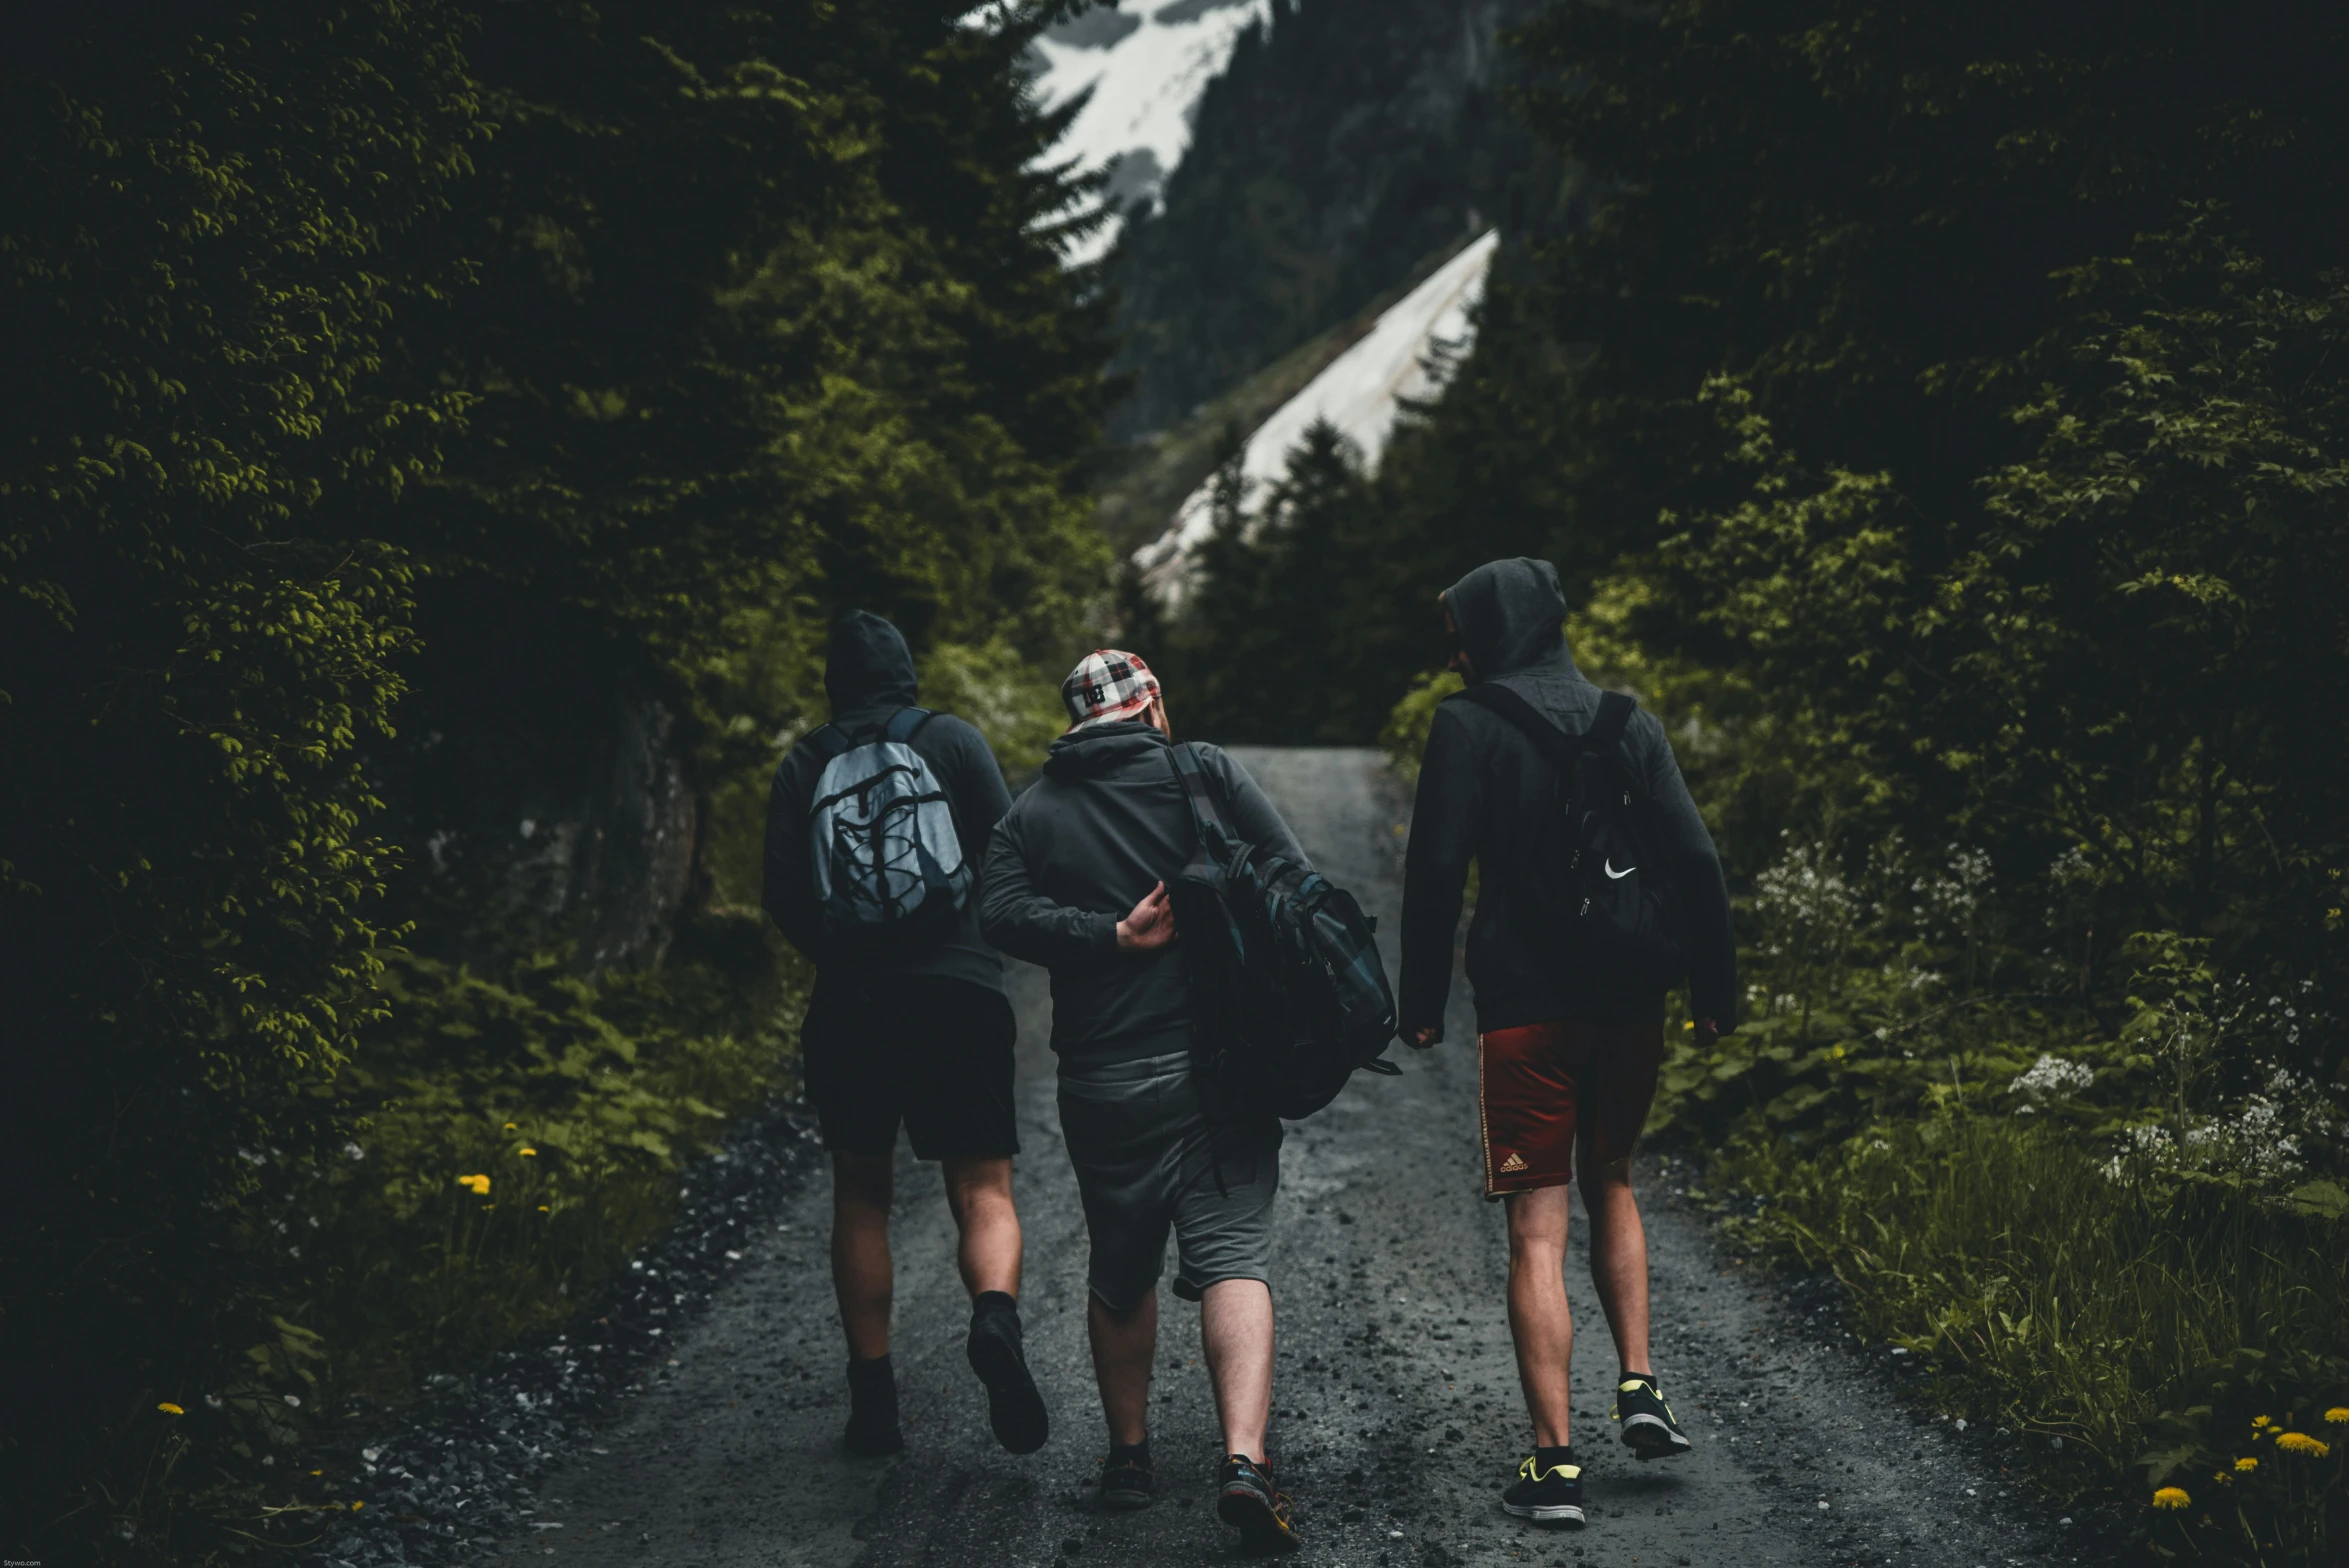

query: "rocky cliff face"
(1104, 0), (1543, 440)
(382, 586), (700, 974)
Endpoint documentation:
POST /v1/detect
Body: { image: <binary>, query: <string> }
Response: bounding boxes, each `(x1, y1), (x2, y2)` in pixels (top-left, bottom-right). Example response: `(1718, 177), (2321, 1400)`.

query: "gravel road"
(487, 747), (2084, 1568)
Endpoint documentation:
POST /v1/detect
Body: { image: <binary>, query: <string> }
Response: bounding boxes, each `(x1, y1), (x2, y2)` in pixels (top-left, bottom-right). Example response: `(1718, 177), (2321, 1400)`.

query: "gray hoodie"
(1398, 557), (1737, 1036)
(761, 611), (1011, 998)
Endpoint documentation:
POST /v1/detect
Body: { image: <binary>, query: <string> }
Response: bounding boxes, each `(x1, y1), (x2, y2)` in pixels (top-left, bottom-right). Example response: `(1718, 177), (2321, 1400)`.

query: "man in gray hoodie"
(1398, 558), (1737, 1529)
(981, 649), (1308, 1555)
(764, 611), (1047, 1460)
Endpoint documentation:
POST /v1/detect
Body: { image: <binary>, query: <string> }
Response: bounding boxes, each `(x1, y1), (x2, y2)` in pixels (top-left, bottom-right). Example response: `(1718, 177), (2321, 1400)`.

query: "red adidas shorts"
(1477, 1019), (1666, 1199)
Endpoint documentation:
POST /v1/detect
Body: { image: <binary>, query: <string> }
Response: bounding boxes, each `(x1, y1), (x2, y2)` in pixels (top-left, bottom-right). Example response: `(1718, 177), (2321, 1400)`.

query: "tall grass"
(1727, 1115), (2349, 1561)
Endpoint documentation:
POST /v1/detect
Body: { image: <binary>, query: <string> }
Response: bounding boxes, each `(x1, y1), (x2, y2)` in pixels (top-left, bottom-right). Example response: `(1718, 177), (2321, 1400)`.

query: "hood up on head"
(824, 610), (919, 714)
(1442, 557), (1572, 680)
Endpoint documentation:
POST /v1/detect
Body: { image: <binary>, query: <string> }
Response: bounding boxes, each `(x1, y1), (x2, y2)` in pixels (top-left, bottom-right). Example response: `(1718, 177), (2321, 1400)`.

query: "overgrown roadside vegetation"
(1175, 2), (2349, 1561)
(0, 3), (1107, 1562)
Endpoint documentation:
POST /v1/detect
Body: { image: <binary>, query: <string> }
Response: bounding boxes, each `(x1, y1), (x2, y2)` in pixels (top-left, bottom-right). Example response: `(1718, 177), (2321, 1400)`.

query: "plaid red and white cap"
(1061, 648), (1161, 731)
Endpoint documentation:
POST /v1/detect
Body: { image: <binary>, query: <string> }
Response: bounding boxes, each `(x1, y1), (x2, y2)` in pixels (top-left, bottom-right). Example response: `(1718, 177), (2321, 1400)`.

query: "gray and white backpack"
(804, 706), (971, 944)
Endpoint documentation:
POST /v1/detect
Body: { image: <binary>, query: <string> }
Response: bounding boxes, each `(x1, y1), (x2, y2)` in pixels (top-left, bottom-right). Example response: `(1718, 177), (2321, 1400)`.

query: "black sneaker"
(966, 1293), (1050, 1455)
(1099, 1443), (1156, 1511)
(1500, 1452), (1586, 1527)
(843, 1354), (903, 1457)
(1613, 1374), (1693, 1460)
(1216, 1454), (1303, 1554)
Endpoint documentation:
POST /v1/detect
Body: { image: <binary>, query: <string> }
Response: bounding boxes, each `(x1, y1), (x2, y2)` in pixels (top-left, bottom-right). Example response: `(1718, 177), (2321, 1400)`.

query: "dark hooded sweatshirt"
(1398, 558), (1737, 1038)
(979, 721), (1309, 1065)
(761, 611), (1012, 999)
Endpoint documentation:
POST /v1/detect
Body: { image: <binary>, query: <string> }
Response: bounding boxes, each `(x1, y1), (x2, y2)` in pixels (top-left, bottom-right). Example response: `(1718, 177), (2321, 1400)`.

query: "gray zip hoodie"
(1398, 557), (1738, 1037)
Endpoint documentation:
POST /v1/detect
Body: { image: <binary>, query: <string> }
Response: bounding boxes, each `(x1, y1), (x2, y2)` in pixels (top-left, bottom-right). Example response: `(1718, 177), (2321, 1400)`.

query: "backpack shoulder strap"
(803, 723), (852, 764)
(882, 705), (934, 744)
(1449, 682), (1585, 773)
(1588, 690), (1636, 751)
(1449, 683), (1641, 774)
(1167, 740), (1234, 843)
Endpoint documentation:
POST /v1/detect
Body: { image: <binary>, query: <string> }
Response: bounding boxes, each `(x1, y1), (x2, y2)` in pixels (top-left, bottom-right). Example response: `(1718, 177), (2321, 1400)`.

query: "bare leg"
(1201, 1278), (1274, 1460)
(1581, 1148), (1653, 1378)
(830, 1152), (894, 1359)
(1504, 1184), (1573, 1447)
(941, 1156), (1023, 1300)
(1088, 1290), (1157, 1447)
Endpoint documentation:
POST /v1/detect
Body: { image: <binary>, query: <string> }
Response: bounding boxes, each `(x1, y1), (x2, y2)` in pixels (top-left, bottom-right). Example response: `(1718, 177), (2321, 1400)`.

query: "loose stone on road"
(496, 747), (2070, 1567)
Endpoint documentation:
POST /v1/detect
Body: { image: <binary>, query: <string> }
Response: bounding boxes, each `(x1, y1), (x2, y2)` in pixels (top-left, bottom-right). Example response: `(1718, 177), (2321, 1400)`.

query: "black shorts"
(800, 975), (1019, 1161)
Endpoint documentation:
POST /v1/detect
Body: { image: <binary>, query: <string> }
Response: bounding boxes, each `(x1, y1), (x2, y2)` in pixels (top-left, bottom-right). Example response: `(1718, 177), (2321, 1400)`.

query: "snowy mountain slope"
(1027, 0), (1270, 265)
(1133, 228), (1498, 603)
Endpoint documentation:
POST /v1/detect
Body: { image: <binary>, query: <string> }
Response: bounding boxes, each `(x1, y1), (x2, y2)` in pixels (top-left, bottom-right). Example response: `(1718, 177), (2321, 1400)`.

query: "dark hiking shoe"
(1501, 1451), (1586, 1527)
(1613, 1374), (1693, 1460)
(843, 1353), (903, 1457)
(1099, 1443), (1157, 1511)
(1217, 1454), (1302, 1554)
(966, 1293), (1050, 1455)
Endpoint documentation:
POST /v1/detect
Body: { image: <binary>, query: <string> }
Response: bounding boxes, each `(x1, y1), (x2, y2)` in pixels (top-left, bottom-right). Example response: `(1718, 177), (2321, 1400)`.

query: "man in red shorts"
(1396, 557), (1738, 1530)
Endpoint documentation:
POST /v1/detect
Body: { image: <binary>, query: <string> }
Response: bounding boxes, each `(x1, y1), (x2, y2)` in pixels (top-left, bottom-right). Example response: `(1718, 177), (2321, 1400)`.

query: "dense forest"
(0, 2), (1106, 1560)
(1145, 0), (2349, 1556)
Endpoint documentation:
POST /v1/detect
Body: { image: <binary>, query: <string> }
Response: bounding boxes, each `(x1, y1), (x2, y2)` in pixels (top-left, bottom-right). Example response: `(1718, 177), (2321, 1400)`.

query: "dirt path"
(490, 747), (2078, 1568)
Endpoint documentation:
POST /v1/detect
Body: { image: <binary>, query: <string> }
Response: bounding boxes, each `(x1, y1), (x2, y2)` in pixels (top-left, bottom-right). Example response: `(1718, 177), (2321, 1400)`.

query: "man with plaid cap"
(981, 650), (1313, 1553)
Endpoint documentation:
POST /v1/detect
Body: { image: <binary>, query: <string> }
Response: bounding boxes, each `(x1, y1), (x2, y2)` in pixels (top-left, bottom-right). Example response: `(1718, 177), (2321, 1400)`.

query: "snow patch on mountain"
(1028, 0), (1270, 264)
(1134, 229), (1499, 604)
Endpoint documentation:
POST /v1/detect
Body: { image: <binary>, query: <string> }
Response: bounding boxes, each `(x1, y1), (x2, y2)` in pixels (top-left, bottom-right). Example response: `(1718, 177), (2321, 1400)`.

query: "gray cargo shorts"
(1056, 1048), (1283, 1310)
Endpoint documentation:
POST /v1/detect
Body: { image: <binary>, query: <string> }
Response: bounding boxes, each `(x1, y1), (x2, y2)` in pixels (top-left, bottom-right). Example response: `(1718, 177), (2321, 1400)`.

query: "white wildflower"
(2008, 1053), (2094, 1105)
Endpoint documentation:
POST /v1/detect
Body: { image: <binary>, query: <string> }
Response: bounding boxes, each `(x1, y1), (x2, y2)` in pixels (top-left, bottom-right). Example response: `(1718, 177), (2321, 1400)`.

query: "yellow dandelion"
(2253, 1414), (2274, 1429)
(2151, 1486), (2190, 1510)
(157, 1402), (184, 1415)
(518, 1147), (537, 1157)
(2276, 1432), (2331, 1458)
(503, 1122), (518, 1132)
(2211, 1469), (2232, 1485)
(2234, 1456), (2258, 1473)
(537, 1204), (551, 1213)
(351, 1501), (365, 1512)
(2325, 1408), (2349, 1425)
(457, 1173), (490, 1195)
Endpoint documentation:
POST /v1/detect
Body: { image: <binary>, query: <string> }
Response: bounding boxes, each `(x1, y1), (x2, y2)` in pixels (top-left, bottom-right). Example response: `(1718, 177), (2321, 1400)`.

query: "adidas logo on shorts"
(1498, 1151), (1528, 1173)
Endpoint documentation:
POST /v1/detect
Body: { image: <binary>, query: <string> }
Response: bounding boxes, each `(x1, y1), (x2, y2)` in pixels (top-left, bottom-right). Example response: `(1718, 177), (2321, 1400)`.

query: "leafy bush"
(119, 918), (808, 1550)
(1, 2), (1109, 1561)
(1722, 1117), (2348, 1562)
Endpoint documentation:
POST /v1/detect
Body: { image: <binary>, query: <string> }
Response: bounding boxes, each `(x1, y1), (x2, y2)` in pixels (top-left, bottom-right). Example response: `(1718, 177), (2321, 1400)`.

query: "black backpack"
(1162, 743), (1400, 1121)
(1450, 683), (1689, 988)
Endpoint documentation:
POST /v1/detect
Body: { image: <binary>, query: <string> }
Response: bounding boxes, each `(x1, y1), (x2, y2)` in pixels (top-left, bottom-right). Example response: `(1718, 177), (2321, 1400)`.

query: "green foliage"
(1, 3), (1109, 1561)
(295, 924), (807, 1403)
(1, 6), (481, 1553)
(1722, 1117), (2349, 1558)
(1380, 669), (1462, 788)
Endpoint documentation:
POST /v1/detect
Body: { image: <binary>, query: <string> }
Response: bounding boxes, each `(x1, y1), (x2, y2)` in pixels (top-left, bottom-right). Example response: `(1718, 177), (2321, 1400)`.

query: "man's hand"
(1115, 881), (1177, 951)
(1406, 1025), (1441, 1051)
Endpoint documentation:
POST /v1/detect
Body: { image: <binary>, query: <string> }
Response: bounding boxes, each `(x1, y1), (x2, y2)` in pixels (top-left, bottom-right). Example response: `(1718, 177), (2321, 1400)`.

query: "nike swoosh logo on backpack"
(1604, 860), (1634, 880)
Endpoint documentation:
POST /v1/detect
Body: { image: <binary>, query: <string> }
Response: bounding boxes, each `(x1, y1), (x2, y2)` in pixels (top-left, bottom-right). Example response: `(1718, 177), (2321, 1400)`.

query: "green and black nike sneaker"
(1612, 1374), (1693, 1459)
